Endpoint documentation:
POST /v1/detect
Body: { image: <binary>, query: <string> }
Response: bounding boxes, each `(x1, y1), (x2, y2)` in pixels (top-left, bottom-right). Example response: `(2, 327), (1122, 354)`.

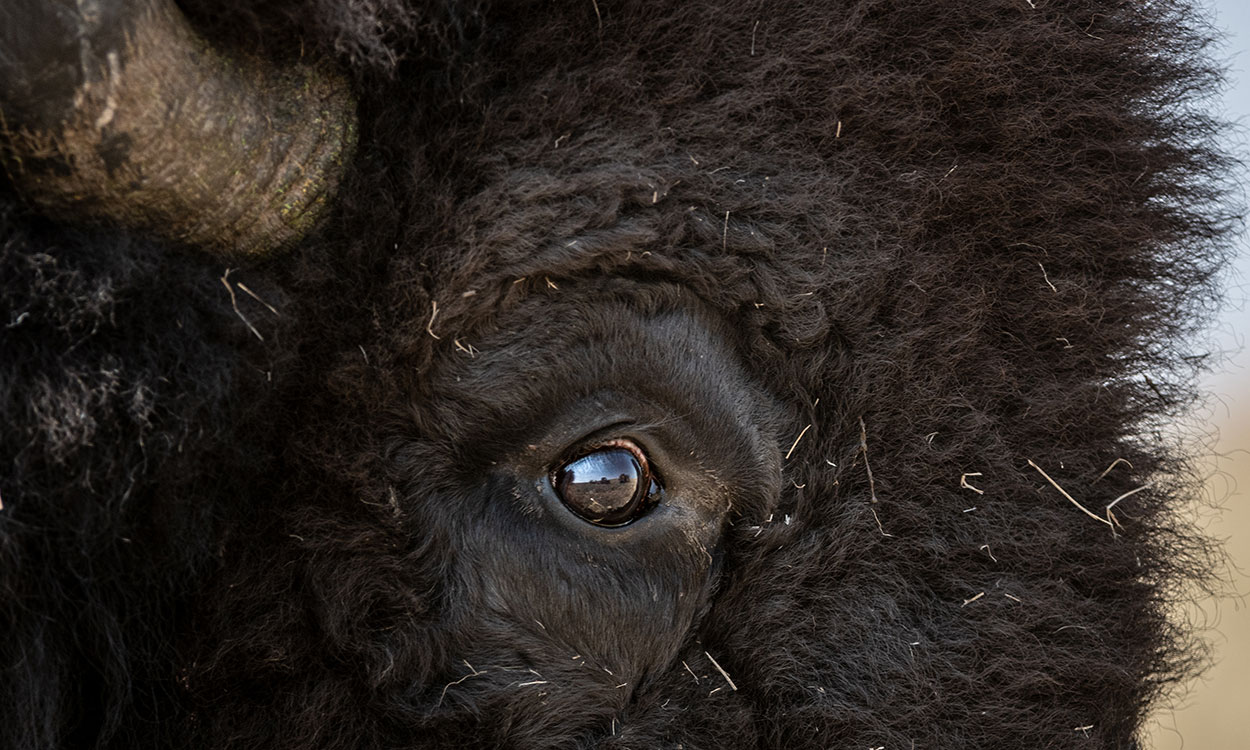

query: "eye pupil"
(553, 444), (657, 526)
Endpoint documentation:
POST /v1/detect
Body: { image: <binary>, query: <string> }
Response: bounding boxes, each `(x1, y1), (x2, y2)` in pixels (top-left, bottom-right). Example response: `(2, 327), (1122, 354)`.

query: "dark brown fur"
(0, 1), (1238, 748)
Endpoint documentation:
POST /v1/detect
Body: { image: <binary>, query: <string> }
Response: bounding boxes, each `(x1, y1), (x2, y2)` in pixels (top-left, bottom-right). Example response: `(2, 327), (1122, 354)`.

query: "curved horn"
(0, 0), (356, 257)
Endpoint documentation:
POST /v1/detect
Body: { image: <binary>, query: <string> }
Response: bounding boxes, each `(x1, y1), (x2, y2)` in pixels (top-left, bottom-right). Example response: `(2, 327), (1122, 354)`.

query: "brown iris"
(552, 439), (660, 526)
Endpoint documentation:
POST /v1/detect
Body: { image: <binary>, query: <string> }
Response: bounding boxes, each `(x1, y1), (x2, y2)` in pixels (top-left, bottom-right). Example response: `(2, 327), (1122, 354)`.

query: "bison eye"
(552, 439), (661, 526)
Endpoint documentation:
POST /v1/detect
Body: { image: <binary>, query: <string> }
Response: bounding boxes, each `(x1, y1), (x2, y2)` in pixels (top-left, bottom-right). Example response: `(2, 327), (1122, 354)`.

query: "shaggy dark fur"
(1, 0), (1238, 748)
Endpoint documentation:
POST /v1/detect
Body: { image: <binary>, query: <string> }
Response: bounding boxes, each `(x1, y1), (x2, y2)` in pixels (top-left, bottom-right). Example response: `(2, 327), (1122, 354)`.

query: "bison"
(0, 0), (1236, 747)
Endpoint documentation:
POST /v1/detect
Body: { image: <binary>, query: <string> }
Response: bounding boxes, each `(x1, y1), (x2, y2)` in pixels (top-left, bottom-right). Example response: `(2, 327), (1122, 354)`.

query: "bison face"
(416, 290), (782, 710)
(188, 285), (787, 744)
(3, 0), (1231, 747)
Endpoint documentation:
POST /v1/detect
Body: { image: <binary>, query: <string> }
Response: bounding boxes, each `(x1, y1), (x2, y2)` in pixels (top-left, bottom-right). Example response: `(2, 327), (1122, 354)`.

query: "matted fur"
(0, 1), (1237, 748)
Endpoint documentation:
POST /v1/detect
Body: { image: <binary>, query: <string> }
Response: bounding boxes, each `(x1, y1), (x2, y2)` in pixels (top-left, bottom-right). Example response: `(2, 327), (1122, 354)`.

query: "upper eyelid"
(554, 420), (638, 463)
(572, 437), (658, 481)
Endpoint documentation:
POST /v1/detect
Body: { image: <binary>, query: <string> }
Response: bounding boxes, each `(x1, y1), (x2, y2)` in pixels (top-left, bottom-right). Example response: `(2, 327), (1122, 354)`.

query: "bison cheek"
(454, 490), (720, 698)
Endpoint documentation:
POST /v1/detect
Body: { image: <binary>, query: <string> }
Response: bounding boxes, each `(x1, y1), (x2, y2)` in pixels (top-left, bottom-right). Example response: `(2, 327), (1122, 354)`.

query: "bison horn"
(0, 0), (356, 257)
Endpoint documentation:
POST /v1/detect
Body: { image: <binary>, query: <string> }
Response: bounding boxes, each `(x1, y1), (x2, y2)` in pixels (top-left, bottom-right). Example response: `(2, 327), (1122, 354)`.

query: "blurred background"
(1147, 2), (1250, 747)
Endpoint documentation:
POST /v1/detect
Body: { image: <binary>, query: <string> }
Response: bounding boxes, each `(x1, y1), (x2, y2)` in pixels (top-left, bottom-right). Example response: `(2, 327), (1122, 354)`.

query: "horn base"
(0, 0), (357, 258)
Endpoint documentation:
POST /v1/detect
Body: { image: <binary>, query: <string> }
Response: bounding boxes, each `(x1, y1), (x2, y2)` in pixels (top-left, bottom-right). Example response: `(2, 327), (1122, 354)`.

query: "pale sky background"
(1148, 1), (1250, 747)
(1207, 2), (1250, 386)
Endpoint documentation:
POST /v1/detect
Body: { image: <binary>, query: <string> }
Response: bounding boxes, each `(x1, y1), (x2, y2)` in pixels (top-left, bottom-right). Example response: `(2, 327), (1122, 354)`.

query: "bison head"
(0, 0), (1235, 748)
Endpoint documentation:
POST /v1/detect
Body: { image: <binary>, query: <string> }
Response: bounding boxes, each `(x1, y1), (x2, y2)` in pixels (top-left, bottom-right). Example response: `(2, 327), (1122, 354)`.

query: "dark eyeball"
(552, 439), (662, 526)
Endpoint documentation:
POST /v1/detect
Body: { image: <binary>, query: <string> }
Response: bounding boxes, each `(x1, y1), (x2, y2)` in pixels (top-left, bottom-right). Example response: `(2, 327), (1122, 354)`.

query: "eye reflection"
(553, 442), (659, 526)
